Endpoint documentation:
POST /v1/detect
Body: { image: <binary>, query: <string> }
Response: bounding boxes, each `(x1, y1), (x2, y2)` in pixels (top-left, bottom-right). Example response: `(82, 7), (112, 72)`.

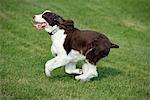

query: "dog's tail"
(110, 43), (119, 48)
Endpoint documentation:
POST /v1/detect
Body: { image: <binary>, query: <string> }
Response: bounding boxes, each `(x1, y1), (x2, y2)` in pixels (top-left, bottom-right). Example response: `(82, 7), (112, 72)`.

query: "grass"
(0, 0), (150, 99)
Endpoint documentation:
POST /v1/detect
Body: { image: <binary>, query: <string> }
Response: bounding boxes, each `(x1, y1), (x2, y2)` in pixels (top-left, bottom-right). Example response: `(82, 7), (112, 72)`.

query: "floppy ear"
(56, 18), (74, 27)
(54, 17), (64, 24)
(63, 20), (74, 26)
(57, 19), (74, 30)
(54, 17), (65, 28)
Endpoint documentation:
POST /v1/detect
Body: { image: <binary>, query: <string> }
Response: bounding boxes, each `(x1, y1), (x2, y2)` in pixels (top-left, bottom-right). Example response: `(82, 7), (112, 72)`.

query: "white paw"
(75, 75), (82, 80)
(75, 75), (90, 81)
(66, 69), (83, 75)
(45, 68), (51, 77)
(73, 69), (83, 74)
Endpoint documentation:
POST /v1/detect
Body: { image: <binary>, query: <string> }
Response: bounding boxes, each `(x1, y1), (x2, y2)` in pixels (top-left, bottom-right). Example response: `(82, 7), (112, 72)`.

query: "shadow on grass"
(92, 67), (122, 81)
(48, 71), (76, 81)
(48, 67), (121, 81)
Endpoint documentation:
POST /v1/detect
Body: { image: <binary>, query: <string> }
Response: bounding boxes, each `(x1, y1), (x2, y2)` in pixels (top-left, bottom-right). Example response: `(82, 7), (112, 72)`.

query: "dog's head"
(32, 10), (75, 34)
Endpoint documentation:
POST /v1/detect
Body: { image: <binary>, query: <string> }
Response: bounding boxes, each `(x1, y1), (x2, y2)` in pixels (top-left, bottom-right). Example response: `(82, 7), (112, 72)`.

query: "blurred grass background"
(0, 0), (150, 99)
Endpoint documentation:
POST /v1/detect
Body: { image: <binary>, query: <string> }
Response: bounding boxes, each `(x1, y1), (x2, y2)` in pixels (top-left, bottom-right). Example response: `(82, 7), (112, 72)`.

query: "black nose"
(32, 16), (35, 19)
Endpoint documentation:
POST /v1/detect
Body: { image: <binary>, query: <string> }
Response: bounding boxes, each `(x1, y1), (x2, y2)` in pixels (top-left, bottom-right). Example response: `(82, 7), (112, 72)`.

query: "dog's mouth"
(33, 22), (47, 30)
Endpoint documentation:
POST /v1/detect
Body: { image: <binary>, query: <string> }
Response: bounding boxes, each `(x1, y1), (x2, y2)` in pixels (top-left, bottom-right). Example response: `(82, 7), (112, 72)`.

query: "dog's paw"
(45, 68), (51, 77)
(75, 75), (81, 80)
(73, 69), (83, 75)
(65, 69), (83, 75)
(75, 75), (91, 82)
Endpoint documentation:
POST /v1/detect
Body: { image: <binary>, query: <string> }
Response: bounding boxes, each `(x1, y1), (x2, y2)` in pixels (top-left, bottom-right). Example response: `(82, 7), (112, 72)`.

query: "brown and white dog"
(32, 10), (119, 81)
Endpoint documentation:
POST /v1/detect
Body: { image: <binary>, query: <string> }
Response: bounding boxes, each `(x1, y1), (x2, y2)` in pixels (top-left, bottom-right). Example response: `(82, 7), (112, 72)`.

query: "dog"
(32, 10), (119, 81)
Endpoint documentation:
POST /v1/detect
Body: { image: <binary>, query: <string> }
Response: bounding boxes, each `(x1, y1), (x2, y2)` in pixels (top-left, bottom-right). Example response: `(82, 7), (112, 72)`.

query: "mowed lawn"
(0, 0), (150, 99)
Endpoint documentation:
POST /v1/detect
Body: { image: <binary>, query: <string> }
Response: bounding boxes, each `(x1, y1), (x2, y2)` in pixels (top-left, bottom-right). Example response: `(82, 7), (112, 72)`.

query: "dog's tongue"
(34, 22), (47, 29)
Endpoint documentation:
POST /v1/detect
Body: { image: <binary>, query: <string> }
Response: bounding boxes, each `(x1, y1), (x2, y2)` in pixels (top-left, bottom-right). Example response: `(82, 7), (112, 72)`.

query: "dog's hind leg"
(45, 56), (70, 77)
(65, 62), (82, 75)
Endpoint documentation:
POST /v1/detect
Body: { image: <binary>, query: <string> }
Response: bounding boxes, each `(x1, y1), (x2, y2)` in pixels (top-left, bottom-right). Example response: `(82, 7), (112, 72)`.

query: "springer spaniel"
(32, 10), (119, 81)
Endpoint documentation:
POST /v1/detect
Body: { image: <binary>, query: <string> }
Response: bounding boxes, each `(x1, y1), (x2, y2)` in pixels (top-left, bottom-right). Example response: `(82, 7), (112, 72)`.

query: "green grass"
(0, 0), (150, 99)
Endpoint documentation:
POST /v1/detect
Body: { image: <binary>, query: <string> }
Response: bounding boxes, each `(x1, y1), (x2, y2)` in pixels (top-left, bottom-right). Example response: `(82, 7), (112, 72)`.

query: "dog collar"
(48, 25), (59, 35)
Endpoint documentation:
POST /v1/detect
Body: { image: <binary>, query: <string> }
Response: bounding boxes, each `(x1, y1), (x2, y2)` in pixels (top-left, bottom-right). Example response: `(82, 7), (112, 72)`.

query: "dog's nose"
(32, 16), (35, 19)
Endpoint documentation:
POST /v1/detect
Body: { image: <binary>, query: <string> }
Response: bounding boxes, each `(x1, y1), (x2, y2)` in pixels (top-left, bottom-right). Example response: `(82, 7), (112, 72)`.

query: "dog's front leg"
(45, 56), (70, 77)
(51, 45), (57, 57)
(75, 62), (98, 81)
(65, 62), (82, 74)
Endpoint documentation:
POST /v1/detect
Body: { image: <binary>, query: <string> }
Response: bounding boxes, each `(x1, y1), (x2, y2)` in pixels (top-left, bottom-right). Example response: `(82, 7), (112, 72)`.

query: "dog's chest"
(51, 31), (67, 56)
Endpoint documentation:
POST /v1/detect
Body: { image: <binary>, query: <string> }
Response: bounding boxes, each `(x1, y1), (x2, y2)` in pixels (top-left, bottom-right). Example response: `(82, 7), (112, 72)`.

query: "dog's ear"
(54, 17), (63, 24)
(54, 17), (75, 34)
(56, 18), (74, 27)
(63, 20), (74, 26)
(57, 18), (74, 30)
(54, 17), (65, 28)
